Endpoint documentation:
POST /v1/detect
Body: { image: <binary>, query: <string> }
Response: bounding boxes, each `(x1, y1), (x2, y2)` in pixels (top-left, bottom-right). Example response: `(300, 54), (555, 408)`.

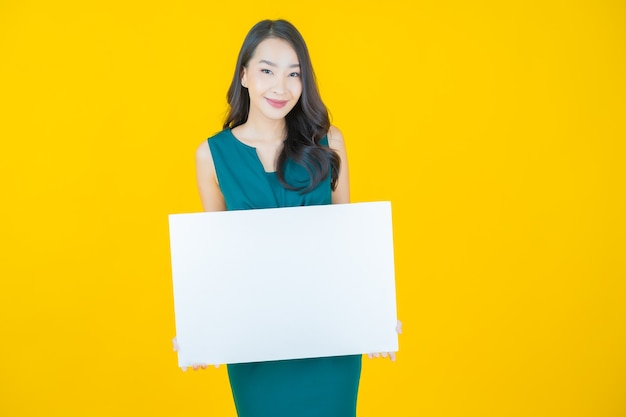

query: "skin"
(176, 37), (398, 371)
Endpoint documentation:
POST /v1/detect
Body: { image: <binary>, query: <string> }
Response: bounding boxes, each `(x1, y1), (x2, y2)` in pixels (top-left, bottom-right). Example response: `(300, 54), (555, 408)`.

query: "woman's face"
(242, 37), (302, 122)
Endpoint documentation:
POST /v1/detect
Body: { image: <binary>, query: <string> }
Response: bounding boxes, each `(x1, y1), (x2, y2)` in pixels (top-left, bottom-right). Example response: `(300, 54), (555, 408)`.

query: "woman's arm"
(174, 142), (227, 371)
(195, 141), (226, 212)
(328, 127), (402, 361)
(328, 126), (350, 204)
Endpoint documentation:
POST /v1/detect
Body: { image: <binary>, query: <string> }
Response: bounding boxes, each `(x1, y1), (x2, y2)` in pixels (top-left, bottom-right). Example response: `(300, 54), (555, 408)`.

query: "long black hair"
(223, 19), (340, 192)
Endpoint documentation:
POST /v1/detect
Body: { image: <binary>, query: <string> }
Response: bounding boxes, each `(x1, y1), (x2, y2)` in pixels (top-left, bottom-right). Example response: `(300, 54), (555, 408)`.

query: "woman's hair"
(223, 19), (340, 192)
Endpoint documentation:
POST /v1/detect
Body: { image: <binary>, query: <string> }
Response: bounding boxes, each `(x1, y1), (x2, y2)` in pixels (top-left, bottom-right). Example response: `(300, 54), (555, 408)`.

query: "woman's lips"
(265, 98), (288, 109)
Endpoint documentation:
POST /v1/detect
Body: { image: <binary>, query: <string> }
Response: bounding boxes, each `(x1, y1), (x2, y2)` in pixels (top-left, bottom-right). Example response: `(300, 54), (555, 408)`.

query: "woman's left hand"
(367, 320), (402, 362)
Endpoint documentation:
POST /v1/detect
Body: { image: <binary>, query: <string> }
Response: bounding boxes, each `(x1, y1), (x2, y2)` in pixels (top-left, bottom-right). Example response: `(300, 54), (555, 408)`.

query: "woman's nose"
(272, 77), (286, 94)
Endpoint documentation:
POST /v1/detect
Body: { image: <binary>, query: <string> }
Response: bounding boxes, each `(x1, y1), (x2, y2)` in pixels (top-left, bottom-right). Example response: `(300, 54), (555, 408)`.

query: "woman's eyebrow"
(258, 59), (300, 68)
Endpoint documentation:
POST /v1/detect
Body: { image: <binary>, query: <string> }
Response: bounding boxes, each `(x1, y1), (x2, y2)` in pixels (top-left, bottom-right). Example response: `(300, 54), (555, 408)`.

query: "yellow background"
(1, 1), (625, 416)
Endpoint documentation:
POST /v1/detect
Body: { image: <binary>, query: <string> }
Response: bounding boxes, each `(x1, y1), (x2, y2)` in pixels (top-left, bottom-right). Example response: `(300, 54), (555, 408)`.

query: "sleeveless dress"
(208, 129), (362, 417)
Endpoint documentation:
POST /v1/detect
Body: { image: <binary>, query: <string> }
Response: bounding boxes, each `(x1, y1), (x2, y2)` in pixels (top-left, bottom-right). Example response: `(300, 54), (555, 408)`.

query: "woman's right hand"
(172, 336), (220, 371)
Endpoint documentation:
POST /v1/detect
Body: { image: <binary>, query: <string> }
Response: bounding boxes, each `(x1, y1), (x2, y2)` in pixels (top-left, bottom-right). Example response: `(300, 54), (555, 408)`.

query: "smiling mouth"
(265, 98), (288, 109)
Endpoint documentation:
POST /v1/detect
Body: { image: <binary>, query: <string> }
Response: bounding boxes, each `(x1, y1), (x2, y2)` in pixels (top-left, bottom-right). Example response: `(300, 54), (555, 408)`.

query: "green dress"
(208, 129), (362, 417)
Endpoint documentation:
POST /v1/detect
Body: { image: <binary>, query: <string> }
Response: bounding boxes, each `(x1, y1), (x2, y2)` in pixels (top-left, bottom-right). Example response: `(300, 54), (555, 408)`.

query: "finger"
(367, 353), (373, 359)
(382, 352), (388, 358)
(192, 364), (199, 370)
(172, 337), (179, 351)
(396, 320), (403, 334)
(201, 364), (207, 369)
(374, 352), (380, 358)
(181, 367), (187, 372)
(215, 364), (221, 369)
(389, 352), (397, 362)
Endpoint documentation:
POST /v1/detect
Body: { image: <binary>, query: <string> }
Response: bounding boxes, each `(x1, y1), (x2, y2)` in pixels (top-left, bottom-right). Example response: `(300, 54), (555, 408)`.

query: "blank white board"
(169, 201), (397, 367)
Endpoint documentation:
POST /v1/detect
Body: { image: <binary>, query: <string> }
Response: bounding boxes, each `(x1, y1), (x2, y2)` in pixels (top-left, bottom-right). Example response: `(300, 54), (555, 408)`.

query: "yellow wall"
(1, 1), (625, 416)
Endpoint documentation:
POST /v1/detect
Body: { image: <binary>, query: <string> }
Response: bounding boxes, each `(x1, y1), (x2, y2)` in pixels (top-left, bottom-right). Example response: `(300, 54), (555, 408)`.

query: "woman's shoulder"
(207, 129), (232, 144)
(327, 125), (346, 151)
(197, 129), (231, 155)
(195, 137), (213, 166)
(196, 129), (228, 163)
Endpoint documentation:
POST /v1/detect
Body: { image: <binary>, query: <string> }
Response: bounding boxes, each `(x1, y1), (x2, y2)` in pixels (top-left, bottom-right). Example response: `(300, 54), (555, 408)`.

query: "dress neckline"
(227, 128), (277, 174)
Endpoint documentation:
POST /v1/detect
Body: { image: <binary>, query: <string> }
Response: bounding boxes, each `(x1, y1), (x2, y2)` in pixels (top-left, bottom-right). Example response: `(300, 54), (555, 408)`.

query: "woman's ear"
(241, 67), (248, 88)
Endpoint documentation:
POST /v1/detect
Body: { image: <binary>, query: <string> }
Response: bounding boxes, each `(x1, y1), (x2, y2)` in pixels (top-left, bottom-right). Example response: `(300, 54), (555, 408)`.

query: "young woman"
(179, 19), (398, 417)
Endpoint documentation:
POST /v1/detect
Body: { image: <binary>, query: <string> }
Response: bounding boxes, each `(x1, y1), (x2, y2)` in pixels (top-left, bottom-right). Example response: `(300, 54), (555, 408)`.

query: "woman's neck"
(240, 112), (287, 143)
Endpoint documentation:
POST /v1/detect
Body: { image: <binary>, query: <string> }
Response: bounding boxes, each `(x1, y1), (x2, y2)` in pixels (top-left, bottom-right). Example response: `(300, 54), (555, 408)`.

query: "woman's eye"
(261, 69), (272, 74)
(289, 72), (300, 77)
